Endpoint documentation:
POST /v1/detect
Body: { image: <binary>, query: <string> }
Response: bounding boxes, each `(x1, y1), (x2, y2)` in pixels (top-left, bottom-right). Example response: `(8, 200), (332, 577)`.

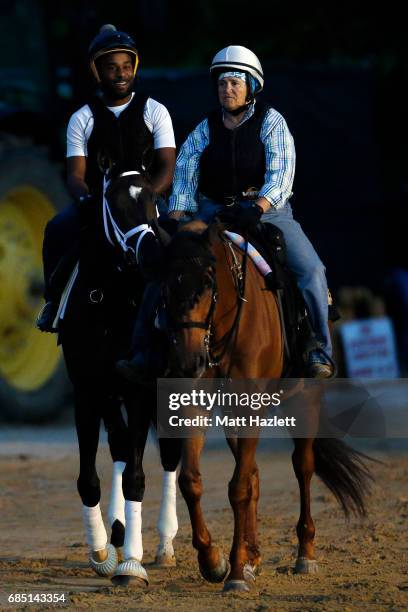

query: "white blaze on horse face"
(129, 185), (142, 200)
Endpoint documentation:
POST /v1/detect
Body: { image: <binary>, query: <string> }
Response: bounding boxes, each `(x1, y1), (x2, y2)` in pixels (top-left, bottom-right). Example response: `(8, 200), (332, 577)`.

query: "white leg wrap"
(108, 461), (126, 527)
(157, 471), (178, 542)
(124, 500), (143, 561)
(82, 504), (108, 552)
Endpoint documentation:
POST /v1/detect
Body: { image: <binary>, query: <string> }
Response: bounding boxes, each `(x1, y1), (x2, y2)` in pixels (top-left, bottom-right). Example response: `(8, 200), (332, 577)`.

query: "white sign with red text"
(339, 317), (399, 378)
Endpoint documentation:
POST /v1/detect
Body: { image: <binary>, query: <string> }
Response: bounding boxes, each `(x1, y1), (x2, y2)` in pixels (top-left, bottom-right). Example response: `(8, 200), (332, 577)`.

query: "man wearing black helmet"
(37, 25), (176, 331)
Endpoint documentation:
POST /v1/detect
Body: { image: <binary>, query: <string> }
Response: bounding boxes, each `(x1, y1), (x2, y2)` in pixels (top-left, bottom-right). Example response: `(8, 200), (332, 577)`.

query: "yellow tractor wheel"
(0, 145), (71, 421)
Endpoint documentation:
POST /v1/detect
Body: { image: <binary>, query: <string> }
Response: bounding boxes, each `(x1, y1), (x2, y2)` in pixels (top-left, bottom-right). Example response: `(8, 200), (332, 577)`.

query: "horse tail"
(313, 438), (376, 517)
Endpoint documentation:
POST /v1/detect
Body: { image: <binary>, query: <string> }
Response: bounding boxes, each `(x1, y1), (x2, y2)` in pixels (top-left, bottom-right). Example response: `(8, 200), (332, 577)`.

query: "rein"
(211, 237), (248, 376)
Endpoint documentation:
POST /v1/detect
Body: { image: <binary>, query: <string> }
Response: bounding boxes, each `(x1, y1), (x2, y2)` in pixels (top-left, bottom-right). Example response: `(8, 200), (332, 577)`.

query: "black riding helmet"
(89, 24), (139, 82)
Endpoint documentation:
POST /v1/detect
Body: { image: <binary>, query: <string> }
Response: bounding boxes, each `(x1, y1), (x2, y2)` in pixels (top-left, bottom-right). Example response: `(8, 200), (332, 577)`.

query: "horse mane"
(163, 226), (219, 311)
(165, 227), (219, 275)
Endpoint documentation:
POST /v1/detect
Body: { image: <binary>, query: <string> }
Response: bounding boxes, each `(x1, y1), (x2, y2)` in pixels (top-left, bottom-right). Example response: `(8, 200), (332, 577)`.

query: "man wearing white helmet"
(167, 45), (333, 377)
(37, 25), (176, 332)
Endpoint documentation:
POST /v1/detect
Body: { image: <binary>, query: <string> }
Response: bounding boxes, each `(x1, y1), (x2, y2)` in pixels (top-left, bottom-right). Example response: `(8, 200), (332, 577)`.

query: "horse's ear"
(204, 219), (222, 246)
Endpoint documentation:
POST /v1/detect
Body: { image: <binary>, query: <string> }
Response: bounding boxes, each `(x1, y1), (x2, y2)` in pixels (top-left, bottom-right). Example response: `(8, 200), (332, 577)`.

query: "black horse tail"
(313, 438), (376, 517)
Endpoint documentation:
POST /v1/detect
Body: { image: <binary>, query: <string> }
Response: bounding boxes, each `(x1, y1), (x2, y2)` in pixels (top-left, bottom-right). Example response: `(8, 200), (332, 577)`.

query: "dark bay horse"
(58, 171), (180, 583)
(162, 222), (373, 593)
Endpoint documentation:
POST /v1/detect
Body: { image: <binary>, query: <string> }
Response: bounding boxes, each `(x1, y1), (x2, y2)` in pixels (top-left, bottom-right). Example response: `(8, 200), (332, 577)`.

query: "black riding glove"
(236, 204), (263, 232)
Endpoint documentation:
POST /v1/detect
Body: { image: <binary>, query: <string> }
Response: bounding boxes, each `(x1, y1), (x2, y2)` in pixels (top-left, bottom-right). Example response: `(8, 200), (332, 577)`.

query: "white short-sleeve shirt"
(66, 93), (176, 157)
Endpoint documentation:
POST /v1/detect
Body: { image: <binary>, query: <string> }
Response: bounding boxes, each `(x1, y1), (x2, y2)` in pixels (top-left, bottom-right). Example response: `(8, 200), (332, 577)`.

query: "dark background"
(1, 0), (408, 291)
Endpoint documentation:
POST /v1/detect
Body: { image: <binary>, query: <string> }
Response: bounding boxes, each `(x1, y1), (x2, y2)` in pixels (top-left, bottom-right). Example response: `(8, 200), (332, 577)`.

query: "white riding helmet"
(210, 45), (264, 93)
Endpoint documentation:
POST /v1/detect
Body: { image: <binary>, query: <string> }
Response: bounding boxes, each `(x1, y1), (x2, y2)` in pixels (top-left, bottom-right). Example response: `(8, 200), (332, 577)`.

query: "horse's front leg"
(224, 436), (259, 592)
(102, 398), (130, 560)
(111, 388), (151, 587)
(178, 435), (228, 583)
(155, 437), (182, 566)
(292, 438), (318, 574)
(75, 388), (118, 577)
(226, 436), (261, 580)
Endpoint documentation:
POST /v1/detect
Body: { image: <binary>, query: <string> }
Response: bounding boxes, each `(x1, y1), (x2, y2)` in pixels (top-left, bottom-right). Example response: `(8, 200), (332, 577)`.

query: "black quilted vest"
(198, 101), (269, 202)
(86, 92), (154, 198)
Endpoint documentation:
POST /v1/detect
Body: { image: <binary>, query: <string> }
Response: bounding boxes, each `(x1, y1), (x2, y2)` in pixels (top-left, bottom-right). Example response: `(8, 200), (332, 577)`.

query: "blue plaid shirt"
(168, 103), (296, 213)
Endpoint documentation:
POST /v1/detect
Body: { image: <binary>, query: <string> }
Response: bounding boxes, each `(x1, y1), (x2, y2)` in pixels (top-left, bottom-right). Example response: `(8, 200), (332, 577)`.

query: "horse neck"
(212, 238), (284, 378)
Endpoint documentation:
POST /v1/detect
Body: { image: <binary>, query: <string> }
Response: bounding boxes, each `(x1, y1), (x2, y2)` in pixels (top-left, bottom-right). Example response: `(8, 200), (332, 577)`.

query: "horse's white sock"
(108, 461), (126, 527)
(82, 503), (108, 552)
(124, 500), (143, 561)
(157, 470), (178, 542)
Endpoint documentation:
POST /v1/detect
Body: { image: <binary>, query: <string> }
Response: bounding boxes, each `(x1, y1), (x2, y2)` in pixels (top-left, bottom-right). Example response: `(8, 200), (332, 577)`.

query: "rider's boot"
(300, 315), (335, 378)
(307, 350), (335, 378)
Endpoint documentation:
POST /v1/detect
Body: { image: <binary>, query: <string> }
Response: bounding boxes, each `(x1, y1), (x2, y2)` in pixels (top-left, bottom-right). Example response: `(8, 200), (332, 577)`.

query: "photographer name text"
(168, 415), (296, 428)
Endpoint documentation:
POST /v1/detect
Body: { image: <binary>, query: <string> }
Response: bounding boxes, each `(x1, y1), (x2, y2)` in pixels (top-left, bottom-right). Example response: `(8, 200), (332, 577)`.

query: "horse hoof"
(295, 557), (318, 574)
(89, 543), (118, 577)
(223, 580), (250, 593)
(243, 563), (256, 582)
(154, 552), (177, 567)
(199, 555), (229, 583)
(111, 559), (149, 587)
(153, 541), (176, 567)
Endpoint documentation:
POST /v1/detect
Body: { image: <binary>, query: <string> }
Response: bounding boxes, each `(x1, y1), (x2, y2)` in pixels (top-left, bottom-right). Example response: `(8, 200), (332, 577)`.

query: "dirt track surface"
(0, 429), (407, 611)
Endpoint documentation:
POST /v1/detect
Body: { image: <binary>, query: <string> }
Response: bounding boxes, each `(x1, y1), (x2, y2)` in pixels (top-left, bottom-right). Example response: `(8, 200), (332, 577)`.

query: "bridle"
(166, 235), (249, 373)
(166, 264), (219, 368)
(170, 279), (218, 333)
(102, 170), (155, 263)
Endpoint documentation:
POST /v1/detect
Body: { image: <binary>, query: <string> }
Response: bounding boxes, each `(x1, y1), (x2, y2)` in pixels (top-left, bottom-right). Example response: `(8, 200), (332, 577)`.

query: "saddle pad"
(53, 261), (79, 328)
(224, 231), (271, 277)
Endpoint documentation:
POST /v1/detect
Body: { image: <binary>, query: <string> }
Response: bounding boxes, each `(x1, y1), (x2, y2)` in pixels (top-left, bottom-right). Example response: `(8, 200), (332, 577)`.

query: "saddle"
(225, 219), (339, 373)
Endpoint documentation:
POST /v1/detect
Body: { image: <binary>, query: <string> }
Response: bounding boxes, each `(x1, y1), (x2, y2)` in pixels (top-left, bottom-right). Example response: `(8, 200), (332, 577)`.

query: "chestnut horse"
(162, 222), (372, 593)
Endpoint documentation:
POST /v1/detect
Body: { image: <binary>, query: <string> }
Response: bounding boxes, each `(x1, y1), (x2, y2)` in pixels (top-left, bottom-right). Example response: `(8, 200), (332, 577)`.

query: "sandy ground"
(0, 426), (407, 611)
